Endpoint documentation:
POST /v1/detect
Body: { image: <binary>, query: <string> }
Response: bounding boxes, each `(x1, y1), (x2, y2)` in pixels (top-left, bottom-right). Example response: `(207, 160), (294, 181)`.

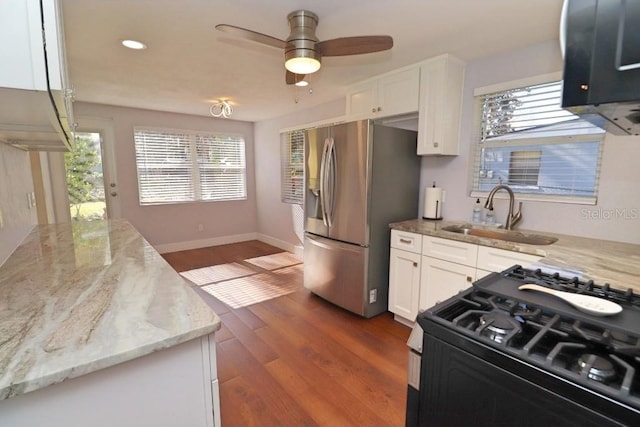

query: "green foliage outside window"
(64, 135), (102, 219)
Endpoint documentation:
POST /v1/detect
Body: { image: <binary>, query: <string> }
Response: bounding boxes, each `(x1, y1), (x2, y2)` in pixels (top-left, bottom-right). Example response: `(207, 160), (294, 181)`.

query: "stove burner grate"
(425, 266), (640, 411)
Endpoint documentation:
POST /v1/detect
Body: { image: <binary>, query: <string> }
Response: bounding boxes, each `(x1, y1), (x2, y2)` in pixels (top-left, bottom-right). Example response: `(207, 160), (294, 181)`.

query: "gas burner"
(571, 353), (618, 384)
(478, 311), (524, 344)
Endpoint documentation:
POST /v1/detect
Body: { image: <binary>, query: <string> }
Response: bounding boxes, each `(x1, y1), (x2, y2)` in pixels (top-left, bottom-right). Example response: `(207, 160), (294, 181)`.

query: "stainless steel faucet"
(484, 184), (522, 230)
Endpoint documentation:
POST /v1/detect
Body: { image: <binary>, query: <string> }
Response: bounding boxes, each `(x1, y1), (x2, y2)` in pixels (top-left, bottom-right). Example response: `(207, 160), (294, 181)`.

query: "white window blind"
(134, 128), (246, 205)
(472, 80), (606, 203)
(281, 130), (304, 204)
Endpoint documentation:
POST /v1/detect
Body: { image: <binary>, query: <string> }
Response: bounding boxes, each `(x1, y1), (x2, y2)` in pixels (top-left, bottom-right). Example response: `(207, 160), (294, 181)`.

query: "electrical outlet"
(197, 223), (204, 232)
(369, 289), (377, 304)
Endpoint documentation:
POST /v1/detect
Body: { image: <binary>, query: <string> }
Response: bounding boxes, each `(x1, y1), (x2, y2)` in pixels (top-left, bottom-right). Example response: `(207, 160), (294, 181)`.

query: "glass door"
(65, 132), (106, 220)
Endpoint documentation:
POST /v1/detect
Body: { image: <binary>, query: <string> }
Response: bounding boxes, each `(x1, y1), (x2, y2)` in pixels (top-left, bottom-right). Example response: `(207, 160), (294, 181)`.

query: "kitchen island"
(390, 219), (640, 293)
(0, 219), (221, 427)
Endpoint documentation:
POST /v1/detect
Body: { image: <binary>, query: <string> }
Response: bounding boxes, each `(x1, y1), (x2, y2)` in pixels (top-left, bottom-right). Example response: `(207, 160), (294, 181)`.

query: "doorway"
(37, 117), (120, 224)
(62, 116), (121, 221)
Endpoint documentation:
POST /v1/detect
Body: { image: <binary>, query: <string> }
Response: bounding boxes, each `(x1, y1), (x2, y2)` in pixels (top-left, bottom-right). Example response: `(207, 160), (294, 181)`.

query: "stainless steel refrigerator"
(303, 119), (420, 318)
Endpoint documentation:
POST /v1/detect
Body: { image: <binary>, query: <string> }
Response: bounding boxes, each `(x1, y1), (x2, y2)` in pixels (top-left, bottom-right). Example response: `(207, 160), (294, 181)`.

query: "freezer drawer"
(304, 233), (368, 316)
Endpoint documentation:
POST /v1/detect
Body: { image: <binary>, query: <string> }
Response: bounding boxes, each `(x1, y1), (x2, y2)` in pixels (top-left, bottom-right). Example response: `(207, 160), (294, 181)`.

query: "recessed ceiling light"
(121, 39), (147, 50)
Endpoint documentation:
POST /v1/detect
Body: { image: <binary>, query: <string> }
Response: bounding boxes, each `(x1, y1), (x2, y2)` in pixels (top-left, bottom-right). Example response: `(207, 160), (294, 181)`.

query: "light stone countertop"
(0, 219), (221, 400)
(390, 219), (640, 293)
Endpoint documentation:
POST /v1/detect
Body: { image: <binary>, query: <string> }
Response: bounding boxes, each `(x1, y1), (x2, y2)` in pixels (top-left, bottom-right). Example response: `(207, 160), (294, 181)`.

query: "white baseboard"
(256, 233), (304, 258)
(153, 233), (258, 254)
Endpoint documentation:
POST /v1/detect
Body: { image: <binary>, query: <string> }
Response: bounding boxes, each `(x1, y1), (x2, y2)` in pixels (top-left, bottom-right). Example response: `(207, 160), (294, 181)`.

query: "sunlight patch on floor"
(244, 252), (302, 271)
(180, 252), (303, 308)
(201, 269), (301, 309)
(180, 262), (256, 286)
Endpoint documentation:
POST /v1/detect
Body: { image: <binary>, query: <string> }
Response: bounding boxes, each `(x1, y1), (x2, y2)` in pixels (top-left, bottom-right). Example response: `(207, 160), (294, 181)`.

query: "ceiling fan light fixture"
(295, 79), (309, 87)
(285, 55), (321, 74)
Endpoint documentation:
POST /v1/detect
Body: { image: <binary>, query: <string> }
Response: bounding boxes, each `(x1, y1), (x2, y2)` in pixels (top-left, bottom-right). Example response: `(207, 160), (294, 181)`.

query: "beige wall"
(0, 143), (37, 265)
(73, 102), (258, 250)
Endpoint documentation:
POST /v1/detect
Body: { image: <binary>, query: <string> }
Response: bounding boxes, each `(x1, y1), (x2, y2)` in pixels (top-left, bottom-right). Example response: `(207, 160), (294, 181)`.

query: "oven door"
(419, 331), (629, 427)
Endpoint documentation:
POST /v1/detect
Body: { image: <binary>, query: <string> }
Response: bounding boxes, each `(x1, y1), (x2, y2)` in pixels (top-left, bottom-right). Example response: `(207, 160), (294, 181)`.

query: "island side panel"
(0, 335), (218, 427)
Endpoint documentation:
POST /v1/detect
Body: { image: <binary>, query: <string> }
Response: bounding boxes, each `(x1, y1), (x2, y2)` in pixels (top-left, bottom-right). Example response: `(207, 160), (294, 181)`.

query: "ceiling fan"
(215, 10), (393, 85)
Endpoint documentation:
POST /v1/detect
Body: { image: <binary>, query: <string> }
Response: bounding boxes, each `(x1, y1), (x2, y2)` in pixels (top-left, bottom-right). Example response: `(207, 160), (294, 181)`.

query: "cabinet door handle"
(466, 276), (473, 282)
(399, 238), (413, 244)
(372, 107), (377, 113)
(413, 262), (418, 267)
(433, 141), (439, 148)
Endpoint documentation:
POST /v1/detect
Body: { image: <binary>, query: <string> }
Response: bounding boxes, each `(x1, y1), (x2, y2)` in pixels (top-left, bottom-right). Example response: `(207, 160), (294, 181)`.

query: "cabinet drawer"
(422, 236), (478, 267)
(391, 230), (422, 253)
(476, 246), (541, 273)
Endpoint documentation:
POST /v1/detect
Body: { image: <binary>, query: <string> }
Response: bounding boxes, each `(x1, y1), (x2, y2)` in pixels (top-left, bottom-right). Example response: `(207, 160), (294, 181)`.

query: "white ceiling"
(61, 0), (565, 123)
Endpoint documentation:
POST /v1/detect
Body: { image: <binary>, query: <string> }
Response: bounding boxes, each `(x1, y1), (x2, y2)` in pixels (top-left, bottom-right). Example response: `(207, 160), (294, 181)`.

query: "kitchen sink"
(441, 225), (558, 245)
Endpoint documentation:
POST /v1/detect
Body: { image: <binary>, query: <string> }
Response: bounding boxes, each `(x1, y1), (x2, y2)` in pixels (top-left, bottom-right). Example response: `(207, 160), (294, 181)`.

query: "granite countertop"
(0, 219), (221, 400)
(390, 219), (640, 293)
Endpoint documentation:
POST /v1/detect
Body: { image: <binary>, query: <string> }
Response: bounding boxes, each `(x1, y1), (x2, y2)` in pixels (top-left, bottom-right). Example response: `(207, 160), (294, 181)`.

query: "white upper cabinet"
(0, 0), (73, 151)
(417, 54), (465, 156)
(0, 0), (64, 91)
(344, 54), (465, 156)
(346, 67), (420, 119)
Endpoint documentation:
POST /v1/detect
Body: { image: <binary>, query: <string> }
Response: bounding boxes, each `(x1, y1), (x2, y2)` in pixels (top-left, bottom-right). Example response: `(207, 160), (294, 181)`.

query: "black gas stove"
(410, 265), (640, 427)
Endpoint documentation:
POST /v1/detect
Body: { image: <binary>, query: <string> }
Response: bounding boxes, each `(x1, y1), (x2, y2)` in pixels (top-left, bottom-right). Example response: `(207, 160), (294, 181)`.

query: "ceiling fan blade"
(215, 24), (289, 49)
(316, 35), (393, 57)
(286, 70), (306, 85)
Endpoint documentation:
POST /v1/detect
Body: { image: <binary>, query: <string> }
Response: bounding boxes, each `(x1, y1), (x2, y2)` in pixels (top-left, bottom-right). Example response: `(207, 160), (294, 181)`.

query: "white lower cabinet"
(419, 256), (476, 309)
(388, 230), (422, 323)
(389, 247), (422, 321)
(388, 229), (543, 324)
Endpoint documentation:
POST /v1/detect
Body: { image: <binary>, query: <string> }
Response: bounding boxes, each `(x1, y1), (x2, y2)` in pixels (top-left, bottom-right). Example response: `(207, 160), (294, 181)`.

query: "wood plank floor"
(162, 240), (411, 427)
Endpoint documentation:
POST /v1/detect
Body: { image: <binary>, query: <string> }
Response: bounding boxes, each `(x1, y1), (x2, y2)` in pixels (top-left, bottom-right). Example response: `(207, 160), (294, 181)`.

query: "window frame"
(133, 126), (247, 206)
(280, 129), (305, 205)
(469, 72), (605, 205)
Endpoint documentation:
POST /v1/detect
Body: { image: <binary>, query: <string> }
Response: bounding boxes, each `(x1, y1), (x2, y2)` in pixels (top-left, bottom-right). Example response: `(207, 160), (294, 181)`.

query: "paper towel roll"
(423, 187), (444, 220)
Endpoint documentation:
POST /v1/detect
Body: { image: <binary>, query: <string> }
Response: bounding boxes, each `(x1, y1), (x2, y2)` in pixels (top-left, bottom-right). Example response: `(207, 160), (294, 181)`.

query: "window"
(134, 128), (246, 205)
(472, 79), (606, 203)
(281, 129), (304, 204)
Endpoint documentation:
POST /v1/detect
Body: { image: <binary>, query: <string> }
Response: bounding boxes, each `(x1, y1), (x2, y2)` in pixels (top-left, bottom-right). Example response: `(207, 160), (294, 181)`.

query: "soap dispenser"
(485, 207), (495, 225)
(472, 198), (482, 223)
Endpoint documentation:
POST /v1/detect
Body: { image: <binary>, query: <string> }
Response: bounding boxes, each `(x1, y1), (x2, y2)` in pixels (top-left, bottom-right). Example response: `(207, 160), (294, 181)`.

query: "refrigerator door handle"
(326, 137), (337, 228)
(319, 137), (331, 227)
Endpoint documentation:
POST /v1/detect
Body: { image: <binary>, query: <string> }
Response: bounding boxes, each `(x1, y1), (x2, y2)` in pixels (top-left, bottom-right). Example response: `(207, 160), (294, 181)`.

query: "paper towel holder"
(423, 182), (444, 221)
(422, 201), (443, 220)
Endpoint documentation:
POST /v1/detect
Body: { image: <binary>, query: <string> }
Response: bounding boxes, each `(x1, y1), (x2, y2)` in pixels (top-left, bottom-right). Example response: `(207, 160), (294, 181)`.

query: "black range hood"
(562, 0), (640, 135)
